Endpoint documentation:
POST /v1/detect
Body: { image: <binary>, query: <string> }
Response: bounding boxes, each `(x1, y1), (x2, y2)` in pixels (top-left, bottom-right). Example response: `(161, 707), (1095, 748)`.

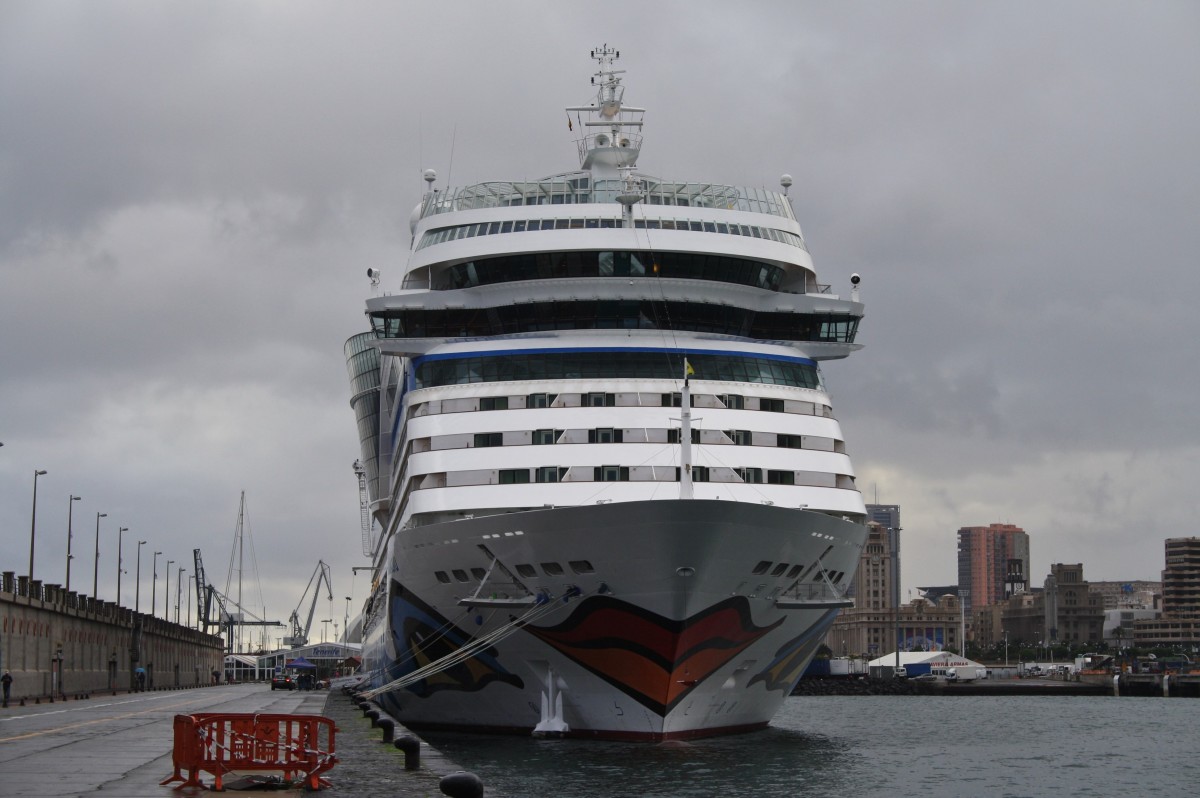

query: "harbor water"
(423, 695), (1198, 797)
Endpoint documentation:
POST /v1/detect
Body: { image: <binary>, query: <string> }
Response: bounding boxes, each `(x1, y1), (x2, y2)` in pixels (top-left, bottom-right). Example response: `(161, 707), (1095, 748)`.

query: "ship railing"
(419, 180), (795, 221)
(775, 582), (853, 610)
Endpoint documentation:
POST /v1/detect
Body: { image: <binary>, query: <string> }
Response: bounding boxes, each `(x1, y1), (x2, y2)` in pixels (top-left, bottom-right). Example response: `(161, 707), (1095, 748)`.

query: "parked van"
(893, 666), (908, 679)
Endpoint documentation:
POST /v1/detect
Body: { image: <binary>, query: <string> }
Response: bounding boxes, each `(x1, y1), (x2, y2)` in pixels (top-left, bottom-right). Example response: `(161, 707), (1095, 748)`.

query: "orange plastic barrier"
(160, 712), (337, 791)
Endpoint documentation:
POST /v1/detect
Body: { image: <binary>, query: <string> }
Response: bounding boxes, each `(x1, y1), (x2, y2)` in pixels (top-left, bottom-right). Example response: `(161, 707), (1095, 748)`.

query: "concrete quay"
(0, 681), (495, 797)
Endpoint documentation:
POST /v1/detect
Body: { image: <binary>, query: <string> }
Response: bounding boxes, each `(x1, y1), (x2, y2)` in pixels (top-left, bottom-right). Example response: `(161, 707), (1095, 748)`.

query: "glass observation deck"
(418, 174), (796, 222)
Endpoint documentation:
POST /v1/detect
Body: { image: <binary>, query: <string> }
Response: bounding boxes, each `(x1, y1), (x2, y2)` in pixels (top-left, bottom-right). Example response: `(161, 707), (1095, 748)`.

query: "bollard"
(439, 771), (484, 798)
(378, 717), (395, 744)
(358, 701), (372, 716)
(394, 734), (421, 771)
(367, 709), (381, 727)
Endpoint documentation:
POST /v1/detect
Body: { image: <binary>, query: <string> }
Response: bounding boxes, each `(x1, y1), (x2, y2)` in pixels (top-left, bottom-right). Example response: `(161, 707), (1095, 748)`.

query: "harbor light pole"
(152, 551), (161, 617)
(176, 566), (184, 624)
(344, 596), (351, 643)
(135, 541), (146, 612)
(165, 560), (174, 620)
(116, 527), (129, 606)
(28, 469), (48, 592)
(93, 512), (107, 599)
(65, 494), (81, 592)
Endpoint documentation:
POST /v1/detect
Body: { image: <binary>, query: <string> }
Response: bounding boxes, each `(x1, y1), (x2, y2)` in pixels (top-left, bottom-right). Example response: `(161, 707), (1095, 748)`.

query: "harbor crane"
(284, 560), (333, 648)
(193, 548), (283, 653)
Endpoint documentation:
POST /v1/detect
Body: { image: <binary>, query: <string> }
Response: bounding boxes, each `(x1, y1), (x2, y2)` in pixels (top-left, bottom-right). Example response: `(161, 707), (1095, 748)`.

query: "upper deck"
(417, 174), (796, 223)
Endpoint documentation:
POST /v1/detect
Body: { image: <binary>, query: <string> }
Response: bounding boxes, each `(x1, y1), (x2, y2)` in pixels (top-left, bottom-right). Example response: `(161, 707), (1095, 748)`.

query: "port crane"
(193, 548), (283, 653)
(284, 560), (333, 648)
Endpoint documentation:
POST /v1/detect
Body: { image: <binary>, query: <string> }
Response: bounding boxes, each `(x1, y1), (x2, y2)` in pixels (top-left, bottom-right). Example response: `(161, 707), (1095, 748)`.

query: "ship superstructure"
(345, 46), (868, 740)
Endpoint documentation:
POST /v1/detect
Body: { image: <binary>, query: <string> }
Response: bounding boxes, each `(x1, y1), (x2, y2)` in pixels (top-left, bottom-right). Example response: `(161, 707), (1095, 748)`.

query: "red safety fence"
(160, 712), (337, 791)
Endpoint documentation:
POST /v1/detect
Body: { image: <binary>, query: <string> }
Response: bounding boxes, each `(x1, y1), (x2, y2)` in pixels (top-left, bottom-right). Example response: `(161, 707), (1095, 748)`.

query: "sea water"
(423, 695), (1198, 797)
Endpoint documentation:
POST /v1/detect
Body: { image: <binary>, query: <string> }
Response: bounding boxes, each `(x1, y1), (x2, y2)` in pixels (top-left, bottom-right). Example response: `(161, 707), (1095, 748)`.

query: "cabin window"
(589, 428), (622, 444)
(736, 468), (763, 484)
(535, 466), (565, 483)
(595, 465), (629, 482)
(728, 429), (752, 446)
(499, 469), (530, 484)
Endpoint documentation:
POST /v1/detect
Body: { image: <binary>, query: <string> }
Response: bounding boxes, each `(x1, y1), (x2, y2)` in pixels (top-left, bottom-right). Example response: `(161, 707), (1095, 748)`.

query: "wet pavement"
(0, 682), (493, 797)
(321, 689), (494, 797)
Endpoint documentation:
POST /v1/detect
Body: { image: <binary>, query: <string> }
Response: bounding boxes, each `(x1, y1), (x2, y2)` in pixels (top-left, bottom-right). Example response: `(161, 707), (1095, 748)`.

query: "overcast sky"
(2, 1), (1197, 636)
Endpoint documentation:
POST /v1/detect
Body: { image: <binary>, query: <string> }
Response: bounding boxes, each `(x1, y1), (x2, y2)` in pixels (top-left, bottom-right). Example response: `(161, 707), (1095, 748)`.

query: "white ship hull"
(346, 46), (871, 741)
(361, 499), (866, 740)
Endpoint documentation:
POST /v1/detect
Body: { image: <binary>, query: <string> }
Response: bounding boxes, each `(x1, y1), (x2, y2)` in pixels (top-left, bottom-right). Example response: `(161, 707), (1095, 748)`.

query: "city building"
(1102, 608), (1159, 648)
(957, 523), (1030, 618)
(865, 504), (901, 608)
(1088, 580), (1161, 610)
(972, 563), (1104, 648)
(1042, 563), (1105, 645)
(825, 521), (962, 656)
(1134, 537), (1200, 648)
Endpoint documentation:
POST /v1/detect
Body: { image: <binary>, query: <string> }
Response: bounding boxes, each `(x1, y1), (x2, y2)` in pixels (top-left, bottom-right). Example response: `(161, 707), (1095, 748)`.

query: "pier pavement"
(0, 681), (492, 797)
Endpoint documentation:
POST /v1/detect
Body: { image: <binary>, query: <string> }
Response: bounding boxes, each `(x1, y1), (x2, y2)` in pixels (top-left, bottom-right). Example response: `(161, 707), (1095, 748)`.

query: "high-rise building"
(865, 504), (901, 608)
(957, 523), (1030, 617)
(1133, 538), (1200, 648)
(1161, 537), (1200, 618)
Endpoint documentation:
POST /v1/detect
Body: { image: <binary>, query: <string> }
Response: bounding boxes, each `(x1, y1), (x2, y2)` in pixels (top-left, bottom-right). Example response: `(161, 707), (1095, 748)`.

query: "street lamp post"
(93, 512), (107, 599)
(152, 551), (162, 618)
(187, 575), (194, 629)
(888, 526), (902, 676)
(165, 560), (174, 620)
(344, 596), (351, 643)
(116, 527), (129, 606)
(135, 541), (147, 612)
(1004, 629), (1010, 669)
(176, 567), (184, 624)
(28, 469), (48, 591)
(65, 495), (81, 592)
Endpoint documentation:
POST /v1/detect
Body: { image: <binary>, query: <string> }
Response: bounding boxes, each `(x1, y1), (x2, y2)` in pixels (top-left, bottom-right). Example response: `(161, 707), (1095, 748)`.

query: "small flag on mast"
(684, 358), (694, 385)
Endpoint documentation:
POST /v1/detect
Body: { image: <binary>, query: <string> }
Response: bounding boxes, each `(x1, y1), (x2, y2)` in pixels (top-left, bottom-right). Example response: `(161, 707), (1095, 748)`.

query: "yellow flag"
(685, 359), (695, 376)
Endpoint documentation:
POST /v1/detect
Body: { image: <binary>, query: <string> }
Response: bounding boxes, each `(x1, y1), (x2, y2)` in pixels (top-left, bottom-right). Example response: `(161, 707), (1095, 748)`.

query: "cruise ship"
(344, 47), (868, 740)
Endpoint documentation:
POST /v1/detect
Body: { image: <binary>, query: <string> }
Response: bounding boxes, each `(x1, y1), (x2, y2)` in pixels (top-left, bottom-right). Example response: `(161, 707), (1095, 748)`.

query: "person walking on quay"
(2, 670), (12, 708)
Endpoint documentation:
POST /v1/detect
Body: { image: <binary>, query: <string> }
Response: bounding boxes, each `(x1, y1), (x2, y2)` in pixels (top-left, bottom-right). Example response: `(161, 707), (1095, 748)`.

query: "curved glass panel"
(371, 302), (859, 343)
(412, 350), (821, 390)
(436, 251), (786, 291)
